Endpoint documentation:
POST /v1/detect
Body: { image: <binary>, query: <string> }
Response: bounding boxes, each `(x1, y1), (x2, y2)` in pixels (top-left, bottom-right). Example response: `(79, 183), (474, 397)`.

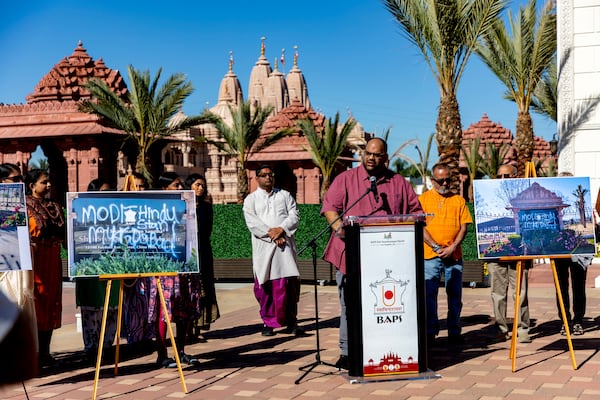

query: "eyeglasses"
(496, 174), (515, 179)
(432, 178), (451, 185)
(257, 173), (274, 178)
(364, 151), (386, 159)
(4, 175), (23, 183)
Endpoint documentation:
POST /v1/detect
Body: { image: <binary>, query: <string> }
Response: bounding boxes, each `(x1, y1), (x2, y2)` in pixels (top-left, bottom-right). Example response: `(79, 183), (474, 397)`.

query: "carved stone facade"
(557, 0), (600, 202)
(459, 114), (556, 198)
(161, 42), (367, 204)
(0, 42), (128, 201)
(0, 41), (367, 204)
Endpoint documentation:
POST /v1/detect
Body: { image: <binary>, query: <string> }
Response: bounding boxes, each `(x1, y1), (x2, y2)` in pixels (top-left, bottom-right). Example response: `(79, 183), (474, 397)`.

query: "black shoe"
(196, 334), (208, 343)
(427, 334), (436, 347)
(261, 326), (275, 336)
(448, 334), (465, 346)
(156, 357), (177, 369)
(335, 355), (348, 370)
(490, 330), (509, 342)
(283, 325), (306, 336)
(39, 354), (57, 368)
(179, 352), (199, 365)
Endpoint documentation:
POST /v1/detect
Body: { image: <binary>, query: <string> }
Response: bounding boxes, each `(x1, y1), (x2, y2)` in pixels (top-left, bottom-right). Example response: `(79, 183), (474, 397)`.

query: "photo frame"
(0, 183), (31, 272)
(66, 190), (199, 277)
(473, 176), (596, 259)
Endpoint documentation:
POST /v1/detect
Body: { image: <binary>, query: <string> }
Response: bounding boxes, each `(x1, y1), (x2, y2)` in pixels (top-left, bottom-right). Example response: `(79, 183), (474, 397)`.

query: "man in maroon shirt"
(321, 137), (423, 369)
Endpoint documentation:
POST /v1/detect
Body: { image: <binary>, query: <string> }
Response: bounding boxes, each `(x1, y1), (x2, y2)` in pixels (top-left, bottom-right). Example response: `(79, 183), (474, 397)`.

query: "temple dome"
(460, 113), (517, 168)
(247, 40), (272, 107)
(285, 55), (310, 109)
(264, 60), (289, 113)
(26, 41), (127, 104)
(217, 56), (243, 107)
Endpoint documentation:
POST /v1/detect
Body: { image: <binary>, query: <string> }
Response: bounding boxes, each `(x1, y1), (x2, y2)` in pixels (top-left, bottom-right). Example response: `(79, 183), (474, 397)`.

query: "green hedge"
(212, 204), (329, 260)
(212, 203), (479, 261)
(462, 202), (478, 261)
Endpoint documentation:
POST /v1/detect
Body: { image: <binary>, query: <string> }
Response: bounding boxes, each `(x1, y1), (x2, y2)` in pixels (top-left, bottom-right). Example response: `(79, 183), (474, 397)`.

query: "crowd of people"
(0, 165), (221, 377)
(319, 138), (594, 369)
(0, 137), (596, 380)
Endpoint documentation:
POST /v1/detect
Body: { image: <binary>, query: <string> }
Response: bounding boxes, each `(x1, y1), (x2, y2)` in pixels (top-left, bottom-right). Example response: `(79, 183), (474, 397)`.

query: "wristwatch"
(431, 244), (441, 252)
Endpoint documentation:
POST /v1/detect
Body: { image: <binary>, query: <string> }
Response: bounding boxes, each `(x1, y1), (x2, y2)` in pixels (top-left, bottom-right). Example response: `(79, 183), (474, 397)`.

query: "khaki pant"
(488, 261), (530, 334)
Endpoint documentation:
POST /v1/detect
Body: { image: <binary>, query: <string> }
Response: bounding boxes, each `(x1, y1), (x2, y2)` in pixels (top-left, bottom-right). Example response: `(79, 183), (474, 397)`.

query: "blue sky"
(0, 0), (556, 162)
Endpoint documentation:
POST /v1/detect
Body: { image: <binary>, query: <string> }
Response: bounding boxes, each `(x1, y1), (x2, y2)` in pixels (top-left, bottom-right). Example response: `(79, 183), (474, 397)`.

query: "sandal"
(573, 323), (584, 335)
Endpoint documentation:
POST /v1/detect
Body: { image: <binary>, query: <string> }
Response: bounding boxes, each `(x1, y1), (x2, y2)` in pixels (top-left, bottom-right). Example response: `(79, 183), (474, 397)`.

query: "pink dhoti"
(253, 277), (300, 328)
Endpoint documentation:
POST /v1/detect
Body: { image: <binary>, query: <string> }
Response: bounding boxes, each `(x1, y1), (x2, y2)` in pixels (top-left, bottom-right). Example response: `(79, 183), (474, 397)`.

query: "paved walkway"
(2, 262), (600, 399)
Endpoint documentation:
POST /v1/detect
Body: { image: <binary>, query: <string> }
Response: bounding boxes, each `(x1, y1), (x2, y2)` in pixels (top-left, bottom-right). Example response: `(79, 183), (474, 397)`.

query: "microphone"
(369, 176), (379, 202)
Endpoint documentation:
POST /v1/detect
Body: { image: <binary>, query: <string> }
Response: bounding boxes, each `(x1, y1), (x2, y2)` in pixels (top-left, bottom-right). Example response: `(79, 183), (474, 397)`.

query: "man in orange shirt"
(420, 163), (472, 346)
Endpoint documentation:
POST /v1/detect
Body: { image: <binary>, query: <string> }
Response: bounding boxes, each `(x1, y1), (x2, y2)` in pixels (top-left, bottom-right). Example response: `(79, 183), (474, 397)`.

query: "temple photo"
(473, 176), (596, 259)
(0, 183), (30, 271)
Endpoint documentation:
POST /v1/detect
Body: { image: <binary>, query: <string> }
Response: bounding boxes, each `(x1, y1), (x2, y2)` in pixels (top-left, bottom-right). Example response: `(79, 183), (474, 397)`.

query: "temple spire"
(293, 45), (299, 66)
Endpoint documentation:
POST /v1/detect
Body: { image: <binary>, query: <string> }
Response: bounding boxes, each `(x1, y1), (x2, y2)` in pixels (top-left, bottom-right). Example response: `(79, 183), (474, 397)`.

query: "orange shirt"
(419, 189), (473, 260)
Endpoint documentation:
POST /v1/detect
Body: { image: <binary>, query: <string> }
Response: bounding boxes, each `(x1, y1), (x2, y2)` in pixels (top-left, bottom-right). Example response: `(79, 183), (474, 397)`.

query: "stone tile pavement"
(2, 262), (600, 399)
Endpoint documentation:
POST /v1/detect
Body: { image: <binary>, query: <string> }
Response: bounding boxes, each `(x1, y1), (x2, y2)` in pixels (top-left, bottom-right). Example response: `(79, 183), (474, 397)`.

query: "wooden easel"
(508, 162), (577, 372)
(91, 175), (188, 400)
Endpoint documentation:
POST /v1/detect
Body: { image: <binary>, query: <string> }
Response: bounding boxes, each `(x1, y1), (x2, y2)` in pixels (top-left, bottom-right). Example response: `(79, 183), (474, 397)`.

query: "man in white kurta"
(243, 165), (303, 336)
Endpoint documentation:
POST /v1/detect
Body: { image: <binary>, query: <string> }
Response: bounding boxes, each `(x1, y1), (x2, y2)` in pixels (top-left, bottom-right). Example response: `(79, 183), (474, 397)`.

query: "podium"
(344, 215), (428, 379)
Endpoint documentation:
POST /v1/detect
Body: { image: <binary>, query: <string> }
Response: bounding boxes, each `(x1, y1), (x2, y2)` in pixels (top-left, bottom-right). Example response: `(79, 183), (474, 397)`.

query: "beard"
(436, 186), (450, 195)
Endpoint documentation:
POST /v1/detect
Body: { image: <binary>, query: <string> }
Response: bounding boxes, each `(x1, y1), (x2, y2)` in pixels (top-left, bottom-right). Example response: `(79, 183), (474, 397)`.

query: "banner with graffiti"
(0, 183), (31, 272)
(66, 191), (199, 277)
(359, 224), (420, 376)
(473, 176), (596, 259)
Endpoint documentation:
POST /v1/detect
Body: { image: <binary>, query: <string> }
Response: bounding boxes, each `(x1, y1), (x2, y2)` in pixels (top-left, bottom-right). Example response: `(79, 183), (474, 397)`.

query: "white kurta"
(243, 187), (300, 285)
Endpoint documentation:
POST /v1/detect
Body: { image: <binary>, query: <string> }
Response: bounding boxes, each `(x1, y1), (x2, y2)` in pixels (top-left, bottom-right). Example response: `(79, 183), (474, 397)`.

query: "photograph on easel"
(66, 190), (199, 277)
(0, 183), (31, 271)
(473, 176), (596, 259)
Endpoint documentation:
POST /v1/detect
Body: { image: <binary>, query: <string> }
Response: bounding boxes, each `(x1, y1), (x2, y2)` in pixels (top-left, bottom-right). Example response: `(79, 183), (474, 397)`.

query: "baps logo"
(369, 269), (409, 323)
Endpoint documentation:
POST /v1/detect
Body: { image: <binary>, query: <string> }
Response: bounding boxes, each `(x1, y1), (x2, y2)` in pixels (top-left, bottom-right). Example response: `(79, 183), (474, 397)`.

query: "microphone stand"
(295, 185), (374, 384)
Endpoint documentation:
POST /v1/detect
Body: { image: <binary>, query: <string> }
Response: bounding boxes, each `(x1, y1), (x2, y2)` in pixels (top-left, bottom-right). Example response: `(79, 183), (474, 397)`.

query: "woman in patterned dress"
(25, 169), (65, 367)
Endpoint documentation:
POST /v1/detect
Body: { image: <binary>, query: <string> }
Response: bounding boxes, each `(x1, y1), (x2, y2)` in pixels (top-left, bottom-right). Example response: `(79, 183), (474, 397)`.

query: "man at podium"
(321, 137), (423, 370)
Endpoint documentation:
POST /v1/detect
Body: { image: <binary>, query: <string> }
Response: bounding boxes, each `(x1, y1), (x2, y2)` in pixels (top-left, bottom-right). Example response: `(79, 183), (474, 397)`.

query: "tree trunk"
(237, 165), (249, 204)
(436, 94), (462, 194)
(515, 111), (534, 177)
(320, 175), (331, 203)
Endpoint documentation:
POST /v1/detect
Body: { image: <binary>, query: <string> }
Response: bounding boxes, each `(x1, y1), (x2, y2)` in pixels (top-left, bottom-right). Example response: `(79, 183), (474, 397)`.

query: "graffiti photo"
(66, 190), (199, 277)
(473, 176), (596, 259)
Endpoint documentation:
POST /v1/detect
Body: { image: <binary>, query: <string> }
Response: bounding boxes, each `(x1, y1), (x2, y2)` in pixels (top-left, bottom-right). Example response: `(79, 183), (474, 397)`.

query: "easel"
(91, 175), (188, 400)
(508, 162), (577, 372)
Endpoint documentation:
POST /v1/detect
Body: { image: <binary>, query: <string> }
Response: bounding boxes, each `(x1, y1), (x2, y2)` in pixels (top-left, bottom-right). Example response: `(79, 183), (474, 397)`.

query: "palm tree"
(479, 142), (511, 178)
(384, 0), (507, 192)
(573, 184), (589, 228)
(390, 132), (435, 185)
(531, 54), (557, 122)
(297, 113), (357, 201)
(460, 137), (483, 202)
(476, 0), (556, 176)
(29, 158), (49, 170)
(531, 156), (557, 177)
(532, 50), (600, 155)
(201, 100), (292, 202)
(80, 65), (213, 184)
(392, 158), (422, 180)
